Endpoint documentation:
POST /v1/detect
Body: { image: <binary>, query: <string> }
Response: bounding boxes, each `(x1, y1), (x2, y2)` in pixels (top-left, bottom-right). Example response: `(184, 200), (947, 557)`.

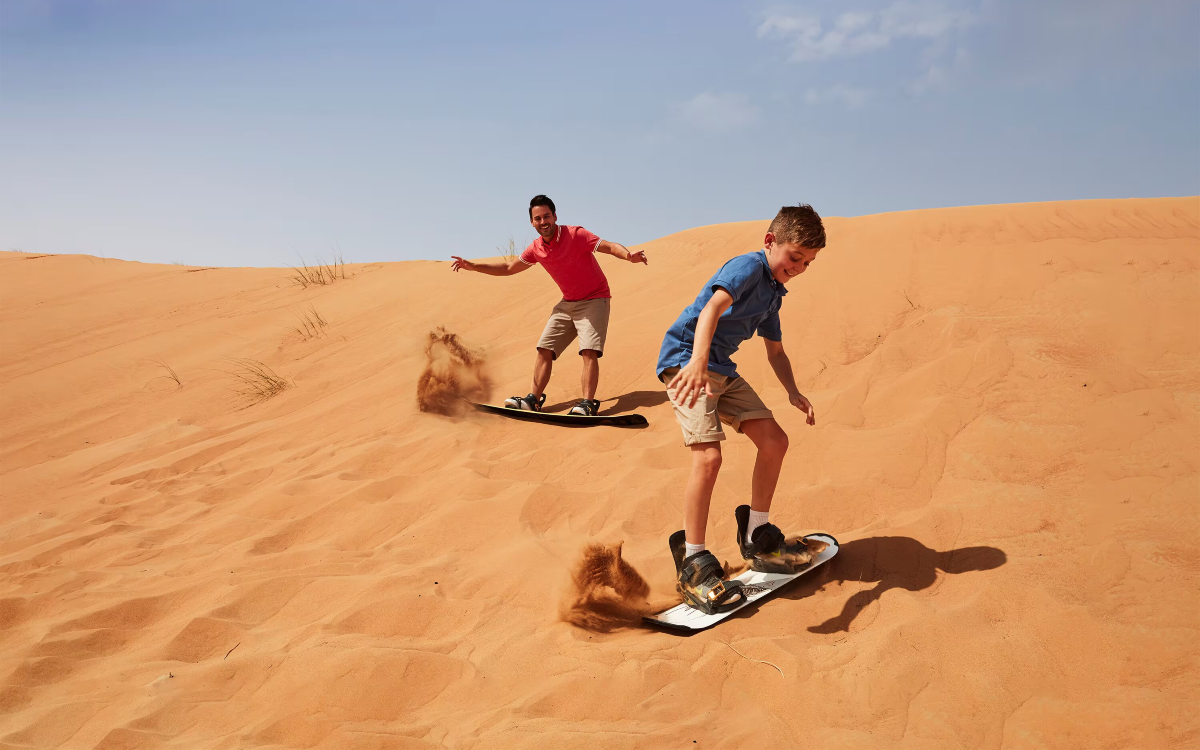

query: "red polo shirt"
(519, 225), (611, 301)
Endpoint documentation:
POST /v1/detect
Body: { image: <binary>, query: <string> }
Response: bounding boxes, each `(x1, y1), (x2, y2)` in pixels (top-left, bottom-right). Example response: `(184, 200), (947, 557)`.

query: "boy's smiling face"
(764, 232), (819, 284)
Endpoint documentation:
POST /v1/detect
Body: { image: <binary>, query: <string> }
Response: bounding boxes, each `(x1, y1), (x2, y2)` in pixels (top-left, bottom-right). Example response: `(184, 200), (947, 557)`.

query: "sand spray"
(416, 328), (492, 415)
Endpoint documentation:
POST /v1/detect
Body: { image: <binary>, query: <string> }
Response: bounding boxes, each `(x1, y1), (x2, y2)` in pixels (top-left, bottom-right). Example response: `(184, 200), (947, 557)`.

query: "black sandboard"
(471, 402), (648, 427)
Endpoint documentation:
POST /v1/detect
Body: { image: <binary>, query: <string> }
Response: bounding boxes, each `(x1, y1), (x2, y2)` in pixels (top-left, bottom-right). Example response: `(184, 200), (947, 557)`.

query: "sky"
(2, 0), (1197, 267)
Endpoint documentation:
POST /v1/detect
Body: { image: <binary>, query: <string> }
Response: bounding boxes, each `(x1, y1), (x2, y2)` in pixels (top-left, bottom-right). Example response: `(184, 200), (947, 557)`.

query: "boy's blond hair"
(768, 204), (826, 249)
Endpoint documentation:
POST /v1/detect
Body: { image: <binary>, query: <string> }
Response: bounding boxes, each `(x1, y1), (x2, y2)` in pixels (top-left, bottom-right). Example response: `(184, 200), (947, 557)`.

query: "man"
(451, 194), (647, 416)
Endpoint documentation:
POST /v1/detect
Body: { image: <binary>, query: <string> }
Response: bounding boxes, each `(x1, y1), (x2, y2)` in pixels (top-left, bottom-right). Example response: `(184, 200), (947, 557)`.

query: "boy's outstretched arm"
(596, 240), (648, 265)
(450, 256), (531, 277)
(764, 338), (816, 425)
(668, 289), (733, 408)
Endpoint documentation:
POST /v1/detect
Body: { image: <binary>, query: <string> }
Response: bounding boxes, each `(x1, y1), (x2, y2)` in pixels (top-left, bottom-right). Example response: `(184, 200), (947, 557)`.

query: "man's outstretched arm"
(596, 240), (648, 265)
(450, 256), (532, 277)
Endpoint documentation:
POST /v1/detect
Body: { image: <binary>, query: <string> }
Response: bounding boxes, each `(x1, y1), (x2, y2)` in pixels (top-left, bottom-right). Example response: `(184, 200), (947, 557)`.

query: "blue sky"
(2, 0), (1197, 266)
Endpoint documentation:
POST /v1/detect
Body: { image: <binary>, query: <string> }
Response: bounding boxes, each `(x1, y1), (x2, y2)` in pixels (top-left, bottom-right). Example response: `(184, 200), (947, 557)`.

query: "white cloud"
(758, 1), (975, 62)
(803, 84), (873, 108)
(909, 44), (971, 93)
(678, 91), (760, 133)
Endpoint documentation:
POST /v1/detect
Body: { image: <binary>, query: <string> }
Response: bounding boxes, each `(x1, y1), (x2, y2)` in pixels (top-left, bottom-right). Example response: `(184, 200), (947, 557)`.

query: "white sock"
(684, 542), (705, 559)
(747, 509), (770, 542)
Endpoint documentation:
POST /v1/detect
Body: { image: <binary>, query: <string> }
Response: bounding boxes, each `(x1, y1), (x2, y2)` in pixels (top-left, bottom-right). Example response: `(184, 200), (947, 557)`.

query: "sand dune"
(1, 198), (1197, 748)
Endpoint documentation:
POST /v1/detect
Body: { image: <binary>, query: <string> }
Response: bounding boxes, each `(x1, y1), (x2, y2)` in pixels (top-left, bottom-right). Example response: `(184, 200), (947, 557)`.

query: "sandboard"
(643, 533), (839, 631)
(471, 402), (648, 427)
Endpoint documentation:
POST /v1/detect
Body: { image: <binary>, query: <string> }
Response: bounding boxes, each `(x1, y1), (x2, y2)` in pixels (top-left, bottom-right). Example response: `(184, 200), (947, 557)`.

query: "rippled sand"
(1, 198), (1197, 748)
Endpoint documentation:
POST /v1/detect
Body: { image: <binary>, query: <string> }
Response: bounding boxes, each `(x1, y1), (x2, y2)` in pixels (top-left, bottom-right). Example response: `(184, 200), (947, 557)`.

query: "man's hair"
(529, 194), (556, 219)
(768, 204), (825, 249)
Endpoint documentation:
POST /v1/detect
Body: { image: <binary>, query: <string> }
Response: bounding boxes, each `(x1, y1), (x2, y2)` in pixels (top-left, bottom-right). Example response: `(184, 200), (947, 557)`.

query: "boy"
(655, 204), (825, 613)
(452, 195), (646, 416)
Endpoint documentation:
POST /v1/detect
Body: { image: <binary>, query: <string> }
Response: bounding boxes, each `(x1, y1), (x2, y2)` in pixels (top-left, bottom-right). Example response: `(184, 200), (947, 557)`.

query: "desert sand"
(1, 197), (1197, 749)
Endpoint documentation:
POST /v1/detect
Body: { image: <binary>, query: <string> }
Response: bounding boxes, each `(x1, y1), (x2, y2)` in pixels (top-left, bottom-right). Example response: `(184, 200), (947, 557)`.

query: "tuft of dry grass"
(145, 360), (183, 390)
(227, 359), (291, 404)
(289, 250), (348, 288)
(497, 236), (519, 263)
(292, 304), (328, 339)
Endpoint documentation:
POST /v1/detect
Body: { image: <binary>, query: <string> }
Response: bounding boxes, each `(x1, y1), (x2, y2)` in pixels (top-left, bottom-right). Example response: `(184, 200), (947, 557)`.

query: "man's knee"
(766, 425), (789, 456)
(580, 349), (600, 360)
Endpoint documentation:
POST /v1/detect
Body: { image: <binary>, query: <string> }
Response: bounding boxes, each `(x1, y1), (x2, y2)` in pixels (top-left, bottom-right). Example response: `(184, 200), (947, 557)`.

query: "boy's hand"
(668, 361), (713, 408)
(450, 256), (475, 273)
(790, 391), (816, 425)
(629, 249), (648, 265)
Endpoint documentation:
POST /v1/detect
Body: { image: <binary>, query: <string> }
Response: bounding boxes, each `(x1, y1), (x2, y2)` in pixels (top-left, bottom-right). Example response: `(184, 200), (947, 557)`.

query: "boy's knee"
(693, 445), (723, 474)
(759, 423), (788, 456)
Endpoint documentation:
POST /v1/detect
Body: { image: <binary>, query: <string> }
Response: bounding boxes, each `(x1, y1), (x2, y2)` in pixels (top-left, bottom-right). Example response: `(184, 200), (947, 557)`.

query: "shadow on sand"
(776, 536), (1007, 634)
(646, 536), (1005, 636)
(543, 389), (670, 415)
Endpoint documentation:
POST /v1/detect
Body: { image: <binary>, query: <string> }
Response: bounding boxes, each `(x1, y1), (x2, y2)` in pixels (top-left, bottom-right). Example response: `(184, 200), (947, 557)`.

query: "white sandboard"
(643, 533), (839, 631)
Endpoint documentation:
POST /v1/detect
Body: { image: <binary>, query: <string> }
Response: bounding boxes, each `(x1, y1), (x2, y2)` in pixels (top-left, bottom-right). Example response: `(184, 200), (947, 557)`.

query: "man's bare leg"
(740, 418), (789, 513)
(684, 442), (723, 545)
(580, 349), (600, 400)
(531, 348), (554, 397)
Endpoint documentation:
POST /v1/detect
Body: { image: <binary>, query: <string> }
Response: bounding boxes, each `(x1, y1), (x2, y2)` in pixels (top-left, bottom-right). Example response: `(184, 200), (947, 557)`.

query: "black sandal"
(569, 398), (601, 416)
(669, 530), (745, 614)
(504, 393), (546, 412)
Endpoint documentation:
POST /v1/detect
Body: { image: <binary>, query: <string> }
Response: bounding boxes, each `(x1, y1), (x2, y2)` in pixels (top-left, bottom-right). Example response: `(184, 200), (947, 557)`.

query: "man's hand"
(789, 391), (816, 425)
(450, 256), (475, 273)
(629, 249), (648, 265)
(668, 360), (713, 409)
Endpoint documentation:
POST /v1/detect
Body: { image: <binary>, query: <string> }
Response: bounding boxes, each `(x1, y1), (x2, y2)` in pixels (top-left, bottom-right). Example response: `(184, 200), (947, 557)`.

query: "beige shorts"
(661, 367), (774, 446)
(536, 297), (611, 359)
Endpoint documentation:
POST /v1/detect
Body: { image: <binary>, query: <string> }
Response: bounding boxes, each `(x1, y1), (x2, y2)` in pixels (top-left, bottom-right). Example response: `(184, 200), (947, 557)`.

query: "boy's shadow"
(544, 390), (669, 414)
(779, 536), (1007, 634)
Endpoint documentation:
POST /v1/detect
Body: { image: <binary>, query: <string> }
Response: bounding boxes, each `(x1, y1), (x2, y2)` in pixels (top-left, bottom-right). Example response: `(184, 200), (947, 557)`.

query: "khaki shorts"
(661, 367), (774, 446)
(536, 297), (610, 359)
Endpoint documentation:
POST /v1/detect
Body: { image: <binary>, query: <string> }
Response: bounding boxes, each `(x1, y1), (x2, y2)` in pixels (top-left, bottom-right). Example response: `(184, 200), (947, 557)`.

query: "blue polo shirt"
(656, 249), (787, 380)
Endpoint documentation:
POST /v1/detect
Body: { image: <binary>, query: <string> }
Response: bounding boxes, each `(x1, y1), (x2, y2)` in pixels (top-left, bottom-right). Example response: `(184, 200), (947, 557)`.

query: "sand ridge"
(0, 198), (1197, 748)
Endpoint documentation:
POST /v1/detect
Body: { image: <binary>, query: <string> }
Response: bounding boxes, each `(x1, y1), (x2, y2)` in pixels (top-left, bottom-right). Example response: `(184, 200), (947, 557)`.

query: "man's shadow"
(544, 390), (669, 414)
(779, 536), (1007, 634)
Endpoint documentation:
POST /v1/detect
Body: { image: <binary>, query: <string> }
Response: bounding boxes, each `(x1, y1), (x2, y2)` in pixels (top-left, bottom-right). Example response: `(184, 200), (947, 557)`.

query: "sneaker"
(569, 398), (601, 416)
(504, 393), (546, 411)
(734, 505), (826, 574)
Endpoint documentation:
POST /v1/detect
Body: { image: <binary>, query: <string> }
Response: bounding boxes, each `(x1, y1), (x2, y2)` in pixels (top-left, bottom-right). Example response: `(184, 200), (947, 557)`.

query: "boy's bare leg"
(740, 418), (789, 513)
(684, 443), (723, 544)
(531, 348), (554, 397)
(580, 350), (600, 400)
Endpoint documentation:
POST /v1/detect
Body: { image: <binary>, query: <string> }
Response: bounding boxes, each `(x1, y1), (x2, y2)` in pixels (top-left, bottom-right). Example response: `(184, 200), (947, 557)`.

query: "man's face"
(765, 233), (819, 284)
(530, 206), (557, 240)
